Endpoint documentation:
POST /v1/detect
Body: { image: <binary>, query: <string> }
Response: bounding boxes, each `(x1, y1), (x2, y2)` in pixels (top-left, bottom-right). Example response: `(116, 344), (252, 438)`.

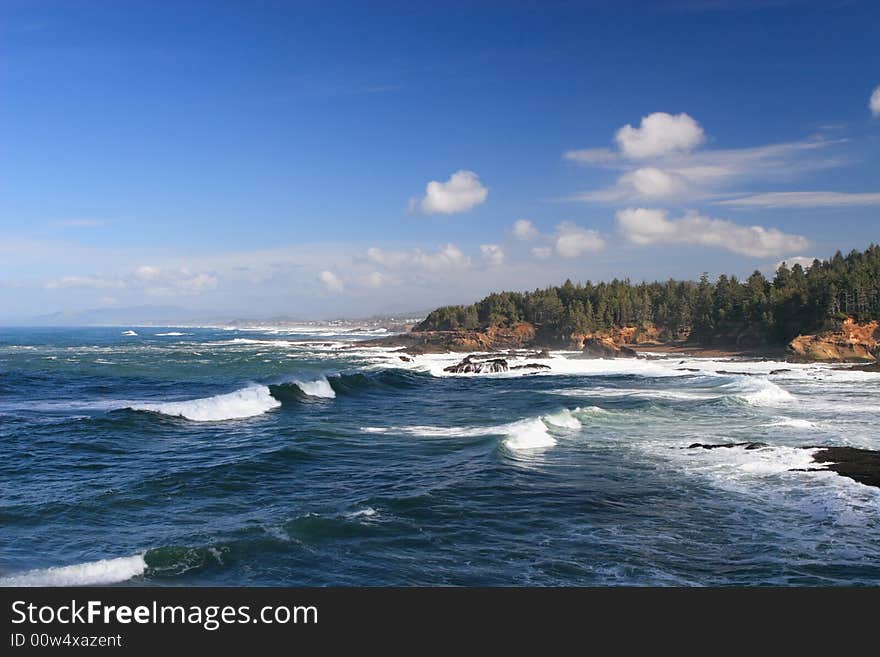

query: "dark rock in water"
(770, 369), (791, 375)
(688, 442), (768, 450)
(510, 363), (551, 371)
(715, 370), (760, 376)
(399, 356), (412, 362)
(846, 362), (880, 372)
(582, 338), (637, 359)
(443, 355), (509, 374)
(810, 447), (880, 488)
(677, 367), (700, 372)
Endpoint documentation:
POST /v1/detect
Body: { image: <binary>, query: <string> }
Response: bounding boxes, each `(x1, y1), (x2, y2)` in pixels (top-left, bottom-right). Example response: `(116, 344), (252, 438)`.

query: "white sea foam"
(770, 417), (818, 429)
(155, 332), (188, 336)
(131, 385), (281, 421)
(293, 376), (336, 399)
(362, 410), (572, 450)
(121, 330), (138, 336)
(502, 418), (557, 450)
(543, 409), (582, 430)
(0, 554), (146, 587)
(731, 378), (794, 406)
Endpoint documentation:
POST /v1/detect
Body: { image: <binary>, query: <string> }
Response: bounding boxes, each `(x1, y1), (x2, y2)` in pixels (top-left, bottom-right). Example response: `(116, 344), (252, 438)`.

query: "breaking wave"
(0, 553), (147, 587)
(361, 406), (602, 450)
(129, 385), (281, 421)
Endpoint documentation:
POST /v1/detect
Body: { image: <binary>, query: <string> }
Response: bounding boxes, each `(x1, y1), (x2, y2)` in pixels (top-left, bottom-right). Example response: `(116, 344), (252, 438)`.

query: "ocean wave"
(290, 376), (336, 399)
(0, 553), (146, 587)
(129, 384), (281, 421)
(502, 418), (557, 450)
(361, 406), (598, 450)
(728, 378), (795, 406)
(155, 332), (188, 337)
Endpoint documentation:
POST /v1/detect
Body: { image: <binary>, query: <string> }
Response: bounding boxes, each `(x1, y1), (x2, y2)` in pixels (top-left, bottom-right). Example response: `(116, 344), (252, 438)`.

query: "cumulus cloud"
(554, 222), (606, 258)
(565, 109), (846, 205)
(717, 191), (880, 208)
(480, 244), (505, 266)
(531, 246), (553, 259)
(319, 270), (344, 293)
(511, 219), (539, 240)
(871, 85), (880, 117)
(615, 207), (808, 257)
(615, 112), (705, 159)
(410, 170), (488, 215)
(367, 243), (472, 272)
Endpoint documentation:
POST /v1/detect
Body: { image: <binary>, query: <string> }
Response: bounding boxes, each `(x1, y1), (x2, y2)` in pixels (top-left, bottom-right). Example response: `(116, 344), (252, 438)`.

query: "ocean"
(1, 326), (878, 586)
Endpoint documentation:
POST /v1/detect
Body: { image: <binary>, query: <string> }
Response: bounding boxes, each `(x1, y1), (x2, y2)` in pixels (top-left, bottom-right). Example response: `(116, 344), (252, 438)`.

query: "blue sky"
(1, 0), (879, 321)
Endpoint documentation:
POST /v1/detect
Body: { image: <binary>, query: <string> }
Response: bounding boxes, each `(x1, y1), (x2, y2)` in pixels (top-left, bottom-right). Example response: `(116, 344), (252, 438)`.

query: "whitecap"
(0, 554), (146, 587)
(770, 417), (818, 429)
(292, 376), (336, 399)
(130, 384), (280, 421)
(502, 418), (557, 450)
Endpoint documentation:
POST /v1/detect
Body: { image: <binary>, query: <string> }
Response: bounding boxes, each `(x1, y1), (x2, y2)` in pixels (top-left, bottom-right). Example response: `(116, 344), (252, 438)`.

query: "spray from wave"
(129, 384), (281, 421)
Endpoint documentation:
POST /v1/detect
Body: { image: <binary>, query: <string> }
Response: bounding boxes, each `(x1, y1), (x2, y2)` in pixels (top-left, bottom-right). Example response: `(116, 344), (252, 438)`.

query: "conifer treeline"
(416, 245), (880, 346)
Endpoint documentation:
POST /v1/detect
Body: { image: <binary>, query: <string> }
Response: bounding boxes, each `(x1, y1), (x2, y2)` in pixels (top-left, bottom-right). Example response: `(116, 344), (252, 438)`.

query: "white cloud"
(870, 85), (880, 117)
(531, 246), (553, 259)
(319, 270), (344, 293)
(511, 219), (539, 240)
(367, 243), (472, 272)
(480, 244), (505, 266)
(565, 110), (847, 205)
(45, 275), (126, 290)
(134, 265), (161, 280)
(554, 222), (606, 258)
(774, 256), (818, 271)
(615, 207), (808, 257)
(615, 112), (705, 159)
(717, 191), (880, 208)
(410, 170), (488, 215)
(361, 271), (387, 288)
(46, 265), (218, 296)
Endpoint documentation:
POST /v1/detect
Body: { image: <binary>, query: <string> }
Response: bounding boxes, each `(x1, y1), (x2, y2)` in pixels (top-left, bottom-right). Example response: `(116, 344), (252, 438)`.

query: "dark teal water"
(1, 326), (878, 586)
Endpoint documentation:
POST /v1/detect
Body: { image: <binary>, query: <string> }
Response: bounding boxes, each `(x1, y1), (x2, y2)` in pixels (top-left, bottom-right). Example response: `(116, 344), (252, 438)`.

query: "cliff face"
(787, 319), (879, 362)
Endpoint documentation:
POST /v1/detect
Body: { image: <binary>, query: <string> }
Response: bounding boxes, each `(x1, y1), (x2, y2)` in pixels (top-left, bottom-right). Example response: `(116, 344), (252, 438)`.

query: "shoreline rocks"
(687, 442), (880, 489)
(787, 318), (879, 362)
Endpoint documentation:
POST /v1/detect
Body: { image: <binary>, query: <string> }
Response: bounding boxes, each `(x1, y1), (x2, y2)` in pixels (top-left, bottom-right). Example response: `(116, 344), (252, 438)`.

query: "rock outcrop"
(442, 355), (552, 374)
(443, 355), (509, 374)
(358, 323), (537, 355)
(787, 319), (879, 362)
(811, 446), (880, 488)
(582, 337), (638, 359)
